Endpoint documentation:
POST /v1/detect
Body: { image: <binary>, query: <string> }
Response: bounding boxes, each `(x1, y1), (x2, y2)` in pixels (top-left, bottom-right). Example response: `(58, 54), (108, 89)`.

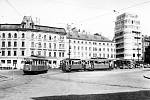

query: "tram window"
(25, 61), (31, 64)
(49, 60), (52, 64)
(53, 61), (57, 64)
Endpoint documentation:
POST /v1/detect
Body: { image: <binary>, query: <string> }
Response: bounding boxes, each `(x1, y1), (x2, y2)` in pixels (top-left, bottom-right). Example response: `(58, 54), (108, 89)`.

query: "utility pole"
(67, 24), (71, 60)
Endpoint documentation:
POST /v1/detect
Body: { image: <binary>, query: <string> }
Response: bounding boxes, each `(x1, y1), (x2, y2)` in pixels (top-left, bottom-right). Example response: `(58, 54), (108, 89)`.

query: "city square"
(0, 68), (150, 100)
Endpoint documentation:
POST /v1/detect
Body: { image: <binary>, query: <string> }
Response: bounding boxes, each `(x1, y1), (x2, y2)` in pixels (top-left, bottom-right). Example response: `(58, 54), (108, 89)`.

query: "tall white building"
(0, 16), (67, 69)
(114, 13), (142, 61)
(66, 28), (116, 60)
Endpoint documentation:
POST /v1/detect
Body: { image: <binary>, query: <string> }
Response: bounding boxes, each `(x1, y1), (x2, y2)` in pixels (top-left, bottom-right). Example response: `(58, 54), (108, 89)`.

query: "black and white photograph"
(0, 0), (150, 100)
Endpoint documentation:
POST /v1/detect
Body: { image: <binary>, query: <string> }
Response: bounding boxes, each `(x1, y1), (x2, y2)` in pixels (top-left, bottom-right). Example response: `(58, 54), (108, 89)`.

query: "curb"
(143, 75), (150, 79)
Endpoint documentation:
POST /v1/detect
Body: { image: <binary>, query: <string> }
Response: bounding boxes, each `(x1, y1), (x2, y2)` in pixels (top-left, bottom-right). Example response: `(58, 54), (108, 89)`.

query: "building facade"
(114, 13), (142, 61)
(142, 35), (150, 63)
(0, 16), (67, 69)
(65, 28), (116, 60)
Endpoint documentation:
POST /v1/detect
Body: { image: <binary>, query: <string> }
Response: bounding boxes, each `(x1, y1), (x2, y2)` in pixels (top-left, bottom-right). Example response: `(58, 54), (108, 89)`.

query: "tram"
(60, 58), (85, 72)
(86, 58), (111, 70)
(60, 58), (111, 72)
(23, 55), (49, 74)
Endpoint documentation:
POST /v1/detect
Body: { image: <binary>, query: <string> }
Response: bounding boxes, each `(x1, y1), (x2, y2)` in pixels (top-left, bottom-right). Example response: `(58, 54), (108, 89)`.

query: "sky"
(0, 0), (150, 40)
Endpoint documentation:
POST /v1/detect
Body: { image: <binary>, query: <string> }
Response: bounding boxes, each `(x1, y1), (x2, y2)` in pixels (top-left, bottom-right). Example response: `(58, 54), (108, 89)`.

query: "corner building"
(114, 13), (142, 61)
(66, 30), (116, 60)
(0, 16), (66, 69)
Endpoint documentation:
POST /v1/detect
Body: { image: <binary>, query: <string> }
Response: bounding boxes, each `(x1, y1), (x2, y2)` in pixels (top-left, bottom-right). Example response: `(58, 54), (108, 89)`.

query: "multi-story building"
(65, 28), (116, 60)
(0, 16), (67, 69)
(142, 35), (150, 62)
(114, 13), (142, 61)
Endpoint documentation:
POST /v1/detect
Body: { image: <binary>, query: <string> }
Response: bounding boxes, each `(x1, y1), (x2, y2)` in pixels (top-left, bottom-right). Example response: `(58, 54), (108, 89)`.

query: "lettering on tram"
(23, 55), (49, 74)
(60, 58), (112, 72)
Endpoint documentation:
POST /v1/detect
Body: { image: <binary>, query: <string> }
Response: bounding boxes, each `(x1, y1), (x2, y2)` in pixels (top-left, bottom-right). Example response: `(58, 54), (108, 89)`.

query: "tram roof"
(25, 55), (48, 60)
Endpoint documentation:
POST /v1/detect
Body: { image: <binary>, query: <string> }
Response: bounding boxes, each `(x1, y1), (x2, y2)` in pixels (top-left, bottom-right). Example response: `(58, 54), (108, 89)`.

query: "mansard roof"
(0, 16), (66, 35)
(0, 24), (66, 35)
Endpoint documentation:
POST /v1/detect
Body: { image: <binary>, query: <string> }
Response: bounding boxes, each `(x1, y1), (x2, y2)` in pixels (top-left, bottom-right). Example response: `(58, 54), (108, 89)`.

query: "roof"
(0, 24), (66, 35)
(67, 32), (113, 42)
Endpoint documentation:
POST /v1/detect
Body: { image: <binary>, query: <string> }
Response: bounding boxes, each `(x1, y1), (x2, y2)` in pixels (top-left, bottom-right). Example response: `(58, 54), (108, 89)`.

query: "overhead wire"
(78, 0), (150, 23)
(5, 0), (23, 17)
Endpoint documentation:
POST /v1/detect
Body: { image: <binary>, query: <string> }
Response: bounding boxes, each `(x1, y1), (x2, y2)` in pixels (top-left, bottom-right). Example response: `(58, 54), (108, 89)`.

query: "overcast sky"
(0, 0), (150, 39)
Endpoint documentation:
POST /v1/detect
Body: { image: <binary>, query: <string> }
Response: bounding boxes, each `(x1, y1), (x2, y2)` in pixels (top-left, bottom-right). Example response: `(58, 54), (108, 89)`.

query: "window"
(14, 42), (17, 47)
(103, 48), (105, 51)
(44, 35), (46, 40)
(8, 41), (11, 47)
(22, 51), (24, 56)
(31, 42), (34, 47)
(22, 42), (25, 47)
(59, 52), (61, 57)
(78, 46), (80, 50)
(8, 51), (11, 56)
(7, 60), (11, 64)
(107, 48), (109, 52)
(22, 33), (25, 38)
(49, 35), (51, 40)
(1, 60), (5, 64)
(49, 43), (51, 49)
(14, 51), (17, 56)
(8, 33), (11, 38)
(49, 52), (51, 57)
(2, 41), (5, 47)
(54, 36), (56, 40)
(31, 33), (34, 38)
(85, 47), (87, 50)
(54, 52), (56, 57)
(2, 33), (5, 38)
(99, 48), (101, 51)
(14, 33), (17, 38)
(54, 43), (56, 49)
(2, 51), (5, 56)
(62, 52), (64, 57)
(44, 51), (46, 56)
(81, 46), (83, 50)
(44, 43), (46, 48)
(38, 51), (41, 55)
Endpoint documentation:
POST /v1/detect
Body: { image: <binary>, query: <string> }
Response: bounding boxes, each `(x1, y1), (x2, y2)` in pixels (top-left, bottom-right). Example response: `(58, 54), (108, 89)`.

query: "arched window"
(2, 33), (5, 38)
(14, 33), (17, 38)
(22, 33), (25, 38)
(8, 33), (11, 38)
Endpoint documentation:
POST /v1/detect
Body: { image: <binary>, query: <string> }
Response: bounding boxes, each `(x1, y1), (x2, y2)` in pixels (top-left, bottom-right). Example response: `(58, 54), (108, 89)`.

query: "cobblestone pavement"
(0, 68), (150, 100)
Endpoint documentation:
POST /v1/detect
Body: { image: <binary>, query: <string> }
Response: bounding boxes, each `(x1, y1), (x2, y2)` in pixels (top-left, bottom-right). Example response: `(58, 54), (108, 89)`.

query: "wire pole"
(67, 24), (71, 60)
